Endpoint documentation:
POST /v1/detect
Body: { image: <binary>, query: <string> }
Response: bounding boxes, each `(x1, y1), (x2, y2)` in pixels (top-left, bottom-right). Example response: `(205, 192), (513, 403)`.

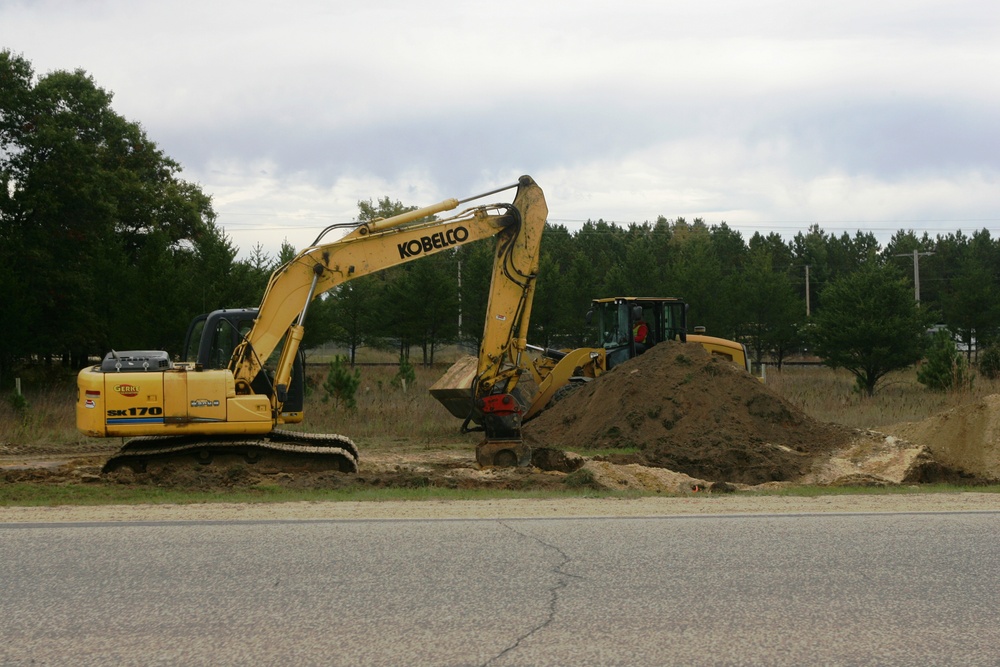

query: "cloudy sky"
(4, 0), (999, 258)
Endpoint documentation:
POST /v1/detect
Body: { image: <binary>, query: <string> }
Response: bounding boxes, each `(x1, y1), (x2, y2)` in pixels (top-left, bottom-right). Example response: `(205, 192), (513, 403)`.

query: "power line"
(214, 213), (1000, 239)
(548, 217), (1000, 225)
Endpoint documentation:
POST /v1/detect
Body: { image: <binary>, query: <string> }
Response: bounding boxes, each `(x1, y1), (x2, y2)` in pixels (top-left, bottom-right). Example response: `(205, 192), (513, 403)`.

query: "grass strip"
(0, 483), (645, 507)
(1, 482), (997, 508)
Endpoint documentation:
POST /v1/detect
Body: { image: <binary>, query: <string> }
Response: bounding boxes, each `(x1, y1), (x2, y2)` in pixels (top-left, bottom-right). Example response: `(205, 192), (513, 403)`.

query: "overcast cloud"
(4, 0), (999, 257)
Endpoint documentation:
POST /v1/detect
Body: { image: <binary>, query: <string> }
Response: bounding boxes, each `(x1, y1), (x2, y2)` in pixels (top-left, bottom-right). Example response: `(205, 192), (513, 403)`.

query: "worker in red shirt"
(633, 318), (649, 353)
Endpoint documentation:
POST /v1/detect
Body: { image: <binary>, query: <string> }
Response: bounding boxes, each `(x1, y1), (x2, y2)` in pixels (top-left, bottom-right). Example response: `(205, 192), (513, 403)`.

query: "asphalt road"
(2, 512), (998, 666)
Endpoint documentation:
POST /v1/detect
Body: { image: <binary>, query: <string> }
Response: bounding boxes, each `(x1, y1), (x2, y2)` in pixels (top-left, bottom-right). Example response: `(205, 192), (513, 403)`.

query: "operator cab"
(589, 297), (688, 370)
(183, 309), (256, 370)
(182, 309), (306, 417)
(588, 296), (752, 373)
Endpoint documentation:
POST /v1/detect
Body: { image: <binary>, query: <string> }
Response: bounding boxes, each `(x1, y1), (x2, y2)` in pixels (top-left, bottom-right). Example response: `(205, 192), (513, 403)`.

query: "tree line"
(3, 51), (999, 394)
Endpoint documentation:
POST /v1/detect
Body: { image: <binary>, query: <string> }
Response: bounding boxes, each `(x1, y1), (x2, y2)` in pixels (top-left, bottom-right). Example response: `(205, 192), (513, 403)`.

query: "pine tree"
(321, 356), (361, 410)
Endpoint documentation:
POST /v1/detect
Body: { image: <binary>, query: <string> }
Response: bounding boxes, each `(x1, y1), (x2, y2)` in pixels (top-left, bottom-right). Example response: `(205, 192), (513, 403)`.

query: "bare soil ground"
(3, 341), (1000, 511)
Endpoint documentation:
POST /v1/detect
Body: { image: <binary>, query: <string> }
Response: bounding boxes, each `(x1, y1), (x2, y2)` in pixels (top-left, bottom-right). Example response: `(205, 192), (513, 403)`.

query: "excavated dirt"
(524, 341), (856, 485)
(885, 395), (1000, 482)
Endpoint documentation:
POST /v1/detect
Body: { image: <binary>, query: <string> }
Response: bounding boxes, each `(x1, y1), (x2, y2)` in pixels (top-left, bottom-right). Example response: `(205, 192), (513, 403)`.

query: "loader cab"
(182, 309), (305, 414)
(589, 297), (688, 370)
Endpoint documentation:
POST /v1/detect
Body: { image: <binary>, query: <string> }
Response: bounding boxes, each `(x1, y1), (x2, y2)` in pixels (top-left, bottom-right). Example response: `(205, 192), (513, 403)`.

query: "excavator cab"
(590, 297), (689, 369)
(182, 309), (305, 419)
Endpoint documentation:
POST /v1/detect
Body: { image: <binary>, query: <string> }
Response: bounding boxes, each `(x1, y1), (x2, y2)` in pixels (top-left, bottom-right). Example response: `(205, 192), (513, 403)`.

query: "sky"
(4, 0), (1000, 259)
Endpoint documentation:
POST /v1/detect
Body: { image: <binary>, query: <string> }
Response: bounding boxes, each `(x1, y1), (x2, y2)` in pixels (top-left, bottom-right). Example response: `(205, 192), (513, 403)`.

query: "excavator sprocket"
(102, 429), (359, 474)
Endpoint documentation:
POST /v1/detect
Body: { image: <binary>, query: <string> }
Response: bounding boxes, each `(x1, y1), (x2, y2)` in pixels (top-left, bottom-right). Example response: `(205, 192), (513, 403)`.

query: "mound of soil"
(887, 395), (1000, 482)
(523, 341), (855, 485)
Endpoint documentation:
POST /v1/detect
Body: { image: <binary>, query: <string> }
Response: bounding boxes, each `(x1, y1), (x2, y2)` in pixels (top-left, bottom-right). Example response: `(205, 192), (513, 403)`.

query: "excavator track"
(101, 429), (359, 474)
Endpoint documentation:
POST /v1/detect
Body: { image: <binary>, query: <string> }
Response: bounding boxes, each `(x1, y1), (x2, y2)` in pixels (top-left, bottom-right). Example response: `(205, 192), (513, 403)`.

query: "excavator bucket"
(428, 355), (479, 420)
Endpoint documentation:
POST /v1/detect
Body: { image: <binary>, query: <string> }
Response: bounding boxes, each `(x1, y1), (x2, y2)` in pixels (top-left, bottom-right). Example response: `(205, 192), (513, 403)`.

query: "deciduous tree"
(0, 51), (219, 375)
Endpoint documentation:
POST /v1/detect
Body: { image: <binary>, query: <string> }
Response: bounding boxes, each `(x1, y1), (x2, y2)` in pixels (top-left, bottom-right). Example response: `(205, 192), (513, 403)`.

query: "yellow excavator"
(78, 175), (553, 471)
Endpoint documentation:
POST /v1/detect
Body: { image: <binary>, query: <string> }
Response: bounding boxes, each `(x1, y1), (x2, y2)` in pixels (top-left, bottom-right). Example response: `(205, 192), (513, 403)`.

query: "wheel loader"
(587, 296), (751, 373)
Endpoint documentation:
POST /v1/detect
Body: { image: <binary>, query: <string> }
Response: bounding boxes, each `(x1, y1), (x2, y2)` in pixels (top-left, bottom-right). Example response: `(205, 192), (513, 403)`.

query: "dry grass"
(0, 384), (81, 448)
(765, 364), (1000, 429)
(294, 364), (479, 452)
(0, 363), (476, 454)
(3, 360), (1000, 451)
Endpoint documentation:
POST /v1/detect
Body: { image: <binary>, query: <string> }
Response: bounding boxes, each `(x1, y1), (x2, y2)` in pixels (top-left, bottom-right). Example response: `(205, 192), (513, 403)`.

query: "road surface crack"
(482, 521), (582, 666)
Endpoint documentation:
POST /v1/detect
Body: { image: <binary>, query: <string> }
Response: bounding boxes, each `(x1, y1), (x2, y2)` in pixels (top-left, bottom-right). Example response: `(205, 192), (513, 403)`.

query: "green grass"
(742, 483), (1000, 497)
(0, 483), (644, 507)
(2, 481), (997, 508)
(574, 447), (640, 458)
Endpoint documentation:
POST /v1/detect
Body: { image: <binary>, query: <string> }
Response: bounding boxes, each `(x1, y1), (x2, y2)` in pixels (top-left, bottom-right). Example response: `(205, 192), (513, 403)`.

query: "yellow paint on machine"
(76, 365), (271, 437)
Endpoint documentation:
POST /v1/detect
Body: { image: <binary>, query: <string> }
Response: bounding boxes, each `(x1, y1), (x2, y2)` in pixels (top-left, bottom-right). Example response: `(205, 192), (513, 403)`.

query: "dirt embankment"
(524, 340), (1000, 489)
(885, 395), (1000, 482)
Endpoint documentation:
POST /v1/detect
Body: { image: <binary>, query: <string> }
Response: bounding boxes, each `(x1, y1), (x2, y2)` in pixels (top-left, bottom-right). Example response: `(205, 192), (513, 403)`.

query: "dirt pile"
(886, 395), (1000, 482)
(574, 460), (710, 494)
(799, 431), (939, 487)
(523, 341), (855, 485)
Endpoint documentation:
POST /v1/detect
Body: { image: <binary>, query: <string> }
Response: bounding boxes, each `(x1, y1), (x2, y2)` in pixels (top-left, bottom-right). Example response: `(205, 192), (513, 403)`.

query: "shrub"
(7, 391), (28, 412)
(321, 356), (361, 410)
(392, 355), (416, 392)
(979, 345), (1000, 380)
(918, 330), (971, 392)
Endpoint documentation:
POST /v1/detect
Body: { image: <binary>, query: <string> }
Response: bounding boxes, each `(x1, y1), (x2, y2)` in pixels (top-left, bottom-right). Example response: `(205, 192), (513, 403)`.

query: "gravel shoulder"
(3, 492), (999, 524)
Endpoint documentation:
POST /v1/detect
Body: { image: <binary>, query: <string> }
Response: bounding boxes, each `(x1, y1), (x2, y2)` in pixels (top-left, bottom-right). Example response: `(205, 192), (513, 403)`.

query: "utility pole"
(804, 265), (811, 317)
(894, 249), (934, 303)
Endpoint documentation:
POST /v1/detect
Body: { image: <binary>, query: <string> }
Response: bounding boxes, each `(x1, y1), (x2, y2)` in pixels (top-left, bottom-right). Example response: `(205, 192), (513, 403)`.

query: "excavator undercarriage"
(101, 430), (359, 474)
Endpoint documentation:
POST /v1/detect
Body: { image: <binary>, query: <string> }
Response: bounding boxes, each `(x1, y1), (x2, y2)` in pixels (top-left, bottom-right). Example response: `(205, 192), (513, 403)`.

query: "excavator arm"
(228, 176), (548, 418)
(427, 180), (609, 466)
